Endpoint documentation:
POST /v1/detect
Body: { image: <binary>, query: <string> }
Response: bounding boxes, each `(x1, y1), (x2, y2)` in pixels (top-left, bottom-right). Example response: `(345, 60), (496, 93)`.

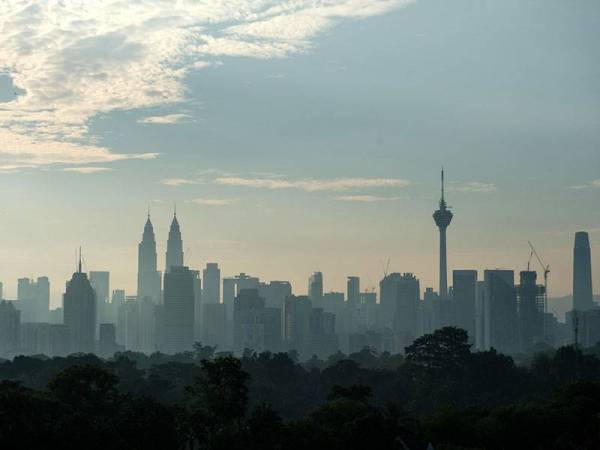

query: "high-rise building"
(90, 271), (110, 337)
(308, 272), (323, 307)
(99, 323), (117, 357)
(379, 273), (420, 336)
(202, 303), (227, 349)
(433, 169), (453, 299)
(137, 213), (161, 304)
(163, 266), (195, 354)
(283, 295), (312, 359)
(202, 263), (221, 304)
(0, 300), (20, 357)
(517, 270), (545, 351)
(452, 270), (477, 340)
(483, 270), (518, 353)
(63, 257), (96, 354)
(233, 289), (266, 354)
(190, 269), (202, 341)
(165, 212), (184, 274)
(16, 276), (50, 322)
(347, 276), (360, 309)
(573, 231), (594, 312)
(259, 280), (292, 309)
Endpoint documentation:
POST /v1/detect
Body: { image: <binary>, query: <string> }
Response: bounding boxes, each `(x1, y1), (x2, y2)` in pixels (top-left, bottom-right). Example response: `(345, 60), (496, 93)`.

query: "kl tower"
(433, 169), (453, 299)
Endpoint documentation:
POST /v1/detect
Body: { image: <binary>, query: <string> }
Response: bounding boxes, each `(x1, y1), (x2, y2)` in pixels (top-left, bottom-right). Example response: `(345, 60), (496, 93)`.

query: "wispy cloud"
(161, 178), (198, 187)
(569, 179), (600, 190)
(0, 1), (413, 170)
(335, 195), (403, 202)
(186, 197), (238, 206)
(448, 182), (497, 193)
(215, 176), (411, 192)
(63, 167), (111, 174)
(138, 113), (191, 124)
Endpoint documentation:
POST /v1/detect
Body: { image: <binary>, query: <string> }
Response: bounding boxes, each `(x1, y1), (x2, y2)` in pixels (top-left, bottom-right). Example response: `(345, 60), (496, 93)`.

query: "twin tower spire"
(140, 208), (184, 278)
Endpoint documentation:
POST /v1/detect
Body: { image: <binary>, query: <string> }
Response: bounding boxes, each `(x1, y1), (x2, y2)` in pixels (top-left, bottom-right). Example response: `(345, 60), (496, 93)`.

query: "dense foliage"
(1, 327), (599, 449)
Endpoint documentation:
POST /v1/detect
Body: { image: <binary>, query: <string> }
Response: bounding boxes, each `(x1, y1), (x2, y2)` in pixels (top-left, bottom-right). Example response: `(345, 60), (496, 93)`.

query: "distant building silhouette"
(165, 212), (184, 273)
(202, 263), (221, 304)
(433, 169), (453, 299)
(63, 256), (96, 353)
(163, 265), (194, 354)
(90, 271), (110, 337)
(573, 231), (594, 311)
(517, 270), (545, 351)
(347, 276), (360, 309)
(137, 213), (161, 304)
(16, 276), (50, 322)
(283, 295), (312, 359)
(99, 323), (117, 357)
(483, 270), (517, 353)
(308, 272), (323, 307)
(380, 273), (420, 336)
(0, 300), (20, 357)
(452, 270), (477, 340)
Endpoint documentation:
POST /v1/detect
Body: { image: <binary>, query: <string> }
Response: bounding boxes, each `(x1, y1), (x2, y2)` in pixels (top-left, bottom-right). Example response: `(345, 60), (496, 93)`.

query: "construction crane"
(380, 258), (391, 278)
(528, 241), (550, 340)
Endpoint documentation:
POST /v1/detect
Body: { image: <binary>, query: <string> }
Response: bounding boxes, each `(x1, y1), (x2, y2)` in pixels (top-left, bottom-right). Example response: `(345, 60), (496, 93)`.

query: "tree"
(405, 327), (471, 374)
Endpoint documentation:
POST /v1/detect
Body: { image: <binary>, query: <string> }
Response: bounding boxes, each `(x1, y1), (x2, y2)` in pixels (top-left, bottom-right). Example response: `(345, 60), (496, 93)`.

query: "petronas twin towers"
(137, 211), (184, 304)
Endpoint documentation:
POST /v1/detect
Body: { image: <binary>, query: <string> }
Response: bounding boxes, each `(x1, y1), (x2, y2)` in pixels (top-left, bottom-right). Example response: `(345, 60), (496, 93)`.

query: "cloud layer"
(215, 176), (411, 191)
(0, 1), (412, 170)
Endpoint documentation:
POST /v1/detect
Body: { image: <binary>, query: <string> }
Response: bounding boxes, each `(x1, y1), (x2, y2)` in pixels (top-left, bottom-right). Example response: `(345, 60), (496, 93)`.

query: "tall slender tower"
(165, 210), (184, 273)
(137, 212), (161, 304)
(63, 249), (96, 353)
(433, 169), (453, 298)
(573, 231), (594, 311)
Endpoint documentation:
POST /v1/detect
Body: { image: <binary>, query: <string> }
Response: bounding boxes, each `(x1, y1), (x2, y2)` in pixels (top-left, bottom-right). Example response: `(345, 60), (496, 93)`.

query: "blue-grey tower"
(573, 231), (594, 311)
(137, 211), (162, 304)
(165, 208), (184, 273)
(433, 169), (453, 299)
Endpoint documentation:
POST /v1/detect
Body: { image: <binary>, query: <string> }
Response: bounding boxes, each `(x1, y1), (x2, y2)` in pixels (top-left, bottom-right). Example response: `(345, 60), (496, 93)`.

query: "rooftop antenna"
(147, 202), (151, 219)
(174, 201), (177, 217)
(78, 246), (82, 273)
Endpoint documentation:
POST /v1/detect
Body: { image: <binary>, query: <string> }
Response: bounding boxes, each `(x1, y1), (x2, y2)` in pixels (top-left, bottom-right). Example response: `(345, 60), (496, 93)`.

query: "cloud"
(0, 0), (412, 170)
(448, 182), (497, 193)
(335, 195), (403, 202)
(215, 176), (411, 191)
(63, 166), (111, 174)
(186, 197), (238, 206)
(138, 113), (191, 124)
(569, 179), (600, 190)
(160, 178), (198, 187)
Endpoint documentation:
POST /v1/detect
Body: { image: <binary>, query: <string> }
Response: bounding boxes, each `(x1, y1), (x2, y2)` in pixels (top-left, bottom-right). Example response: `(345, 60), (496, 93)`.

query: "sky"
(0, 0), (598, 308)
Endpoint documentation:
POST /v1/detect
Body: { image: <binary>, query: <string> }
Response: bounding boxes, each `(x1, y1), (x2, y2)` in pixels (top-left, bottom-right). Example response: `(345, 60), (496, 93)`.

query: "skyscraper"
(16, 276), (50, 322)
(452, 270), (477, 340)
(203, 263), (221, 304)
(163, 266), (195, 354)
(137, 213), (161, 304)
(379, 272), (420, 336)
(433, 169), (453, 299)
(347, 276), (360, 309)
(165, 211), (184, 274)
(90, 271), (110, 338)
(517, 270), (545, 351)
(63, 255), (96, 353)
(573, 231), (594, 312)
(308, 272), (323, 307)
(483, 270), (517, 353)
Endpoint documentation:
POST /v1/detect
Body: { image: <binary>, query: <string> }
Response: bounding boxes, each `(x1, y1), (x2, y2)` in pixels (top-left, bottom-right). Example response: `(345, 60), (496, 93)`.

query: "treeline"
(1, 327), (599, 449)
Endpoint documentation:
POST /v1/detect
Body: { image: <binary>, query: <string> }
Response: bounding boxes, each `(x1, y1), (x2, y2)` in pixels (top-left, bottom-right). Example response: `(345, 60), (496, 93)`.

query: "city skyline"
(0, 188), (597, 308)
(1, 0), (599, 302)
